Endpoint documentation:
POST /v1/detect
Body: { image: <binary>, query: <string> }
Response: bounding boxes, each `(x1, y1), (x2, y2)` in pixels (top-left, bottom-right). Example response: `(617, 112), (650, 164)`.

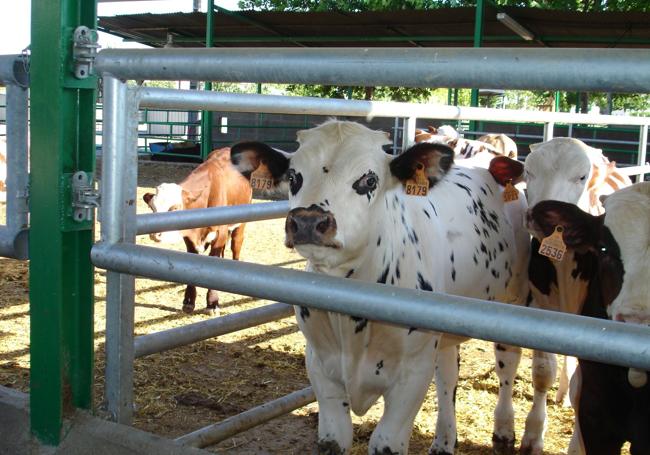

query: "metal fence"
(92, 47), (650, 448)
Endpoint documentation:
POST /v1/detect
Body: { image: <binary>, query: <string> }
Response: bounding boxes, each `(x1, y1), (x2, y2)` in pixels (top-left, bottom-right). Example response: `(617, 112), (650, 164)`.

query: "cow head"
(529, 184), (650, 385)
(142, 183), (198, 243)
(231, 120), (454, 270)
(524, 138), (600, 211)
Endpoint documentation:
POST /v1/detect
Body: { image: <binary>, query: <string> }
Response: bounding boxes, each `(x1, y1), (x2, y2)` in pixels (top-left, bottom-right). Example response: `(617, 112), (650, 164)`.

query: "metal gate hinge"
(72, 26), (100, 79)
(72, 171), (100, 223)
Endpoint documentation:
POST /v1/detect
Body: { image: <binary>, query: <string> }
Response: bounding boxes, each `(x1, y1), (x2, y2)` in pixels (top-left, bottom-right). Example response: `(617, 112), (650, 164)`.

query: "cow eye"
(287, 169), (303, 196)
(352, 171), (379, 196)
(579, 175), (587, 182)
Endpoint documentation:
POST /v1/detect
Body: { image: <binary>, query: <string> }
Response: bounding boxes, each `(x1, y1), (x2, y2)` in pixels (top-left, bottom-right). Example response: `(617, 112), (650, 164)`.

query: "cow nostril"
(316, 218), (330, 234)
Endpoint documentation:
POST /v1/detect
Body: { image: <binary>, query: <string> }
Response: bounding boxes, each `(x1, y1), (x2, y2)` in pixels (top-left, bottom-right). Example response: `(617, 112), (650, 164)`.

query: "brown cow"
(477, 133), (518, 159)
(143, 147), (252, 314)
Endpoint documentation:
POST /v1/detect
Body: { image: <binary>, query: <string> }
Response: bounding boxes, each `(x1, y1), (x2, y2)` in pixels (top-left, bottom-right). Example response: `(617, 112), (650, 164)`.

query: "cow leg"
(430, 344), (459, 455)
(306, 348), (353, 455)
(556, 355), (577, 407)
(182, 237), (199, 313)
(371, 347), (436, 455)
(520, 350), (557, 455)
(567, 365), (585, 455)
(492, 343), (521, 455)
(206, 235), (227, 315)
(230, 224), (246, 260)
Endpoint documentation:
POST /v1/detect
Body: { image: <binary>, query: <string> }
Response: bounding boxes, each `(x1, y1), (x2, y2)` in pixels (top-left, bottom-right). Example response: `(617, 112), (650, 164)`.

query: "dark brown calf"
(143, 148), (252, 313)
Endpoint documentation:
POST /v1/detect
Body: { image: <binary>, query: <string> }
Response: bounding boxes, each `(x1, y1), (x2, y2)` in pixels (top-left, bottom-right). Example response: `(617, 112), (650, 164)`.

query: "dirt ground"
(0, 159), (626, 454)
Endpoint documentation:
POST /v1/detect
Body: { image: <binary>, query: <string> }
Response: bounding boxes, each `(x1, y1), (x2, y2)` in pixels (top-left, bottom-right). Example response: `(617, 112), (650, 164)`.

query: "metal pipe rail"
(134, 302), (294, 358)
(0, 56), (30, 259)
(137, 201), (289, 236)
(176, 387), (316, 448)
(139, 87), (650, 127)
(97, 48), (650, 93)
(92, 242), (650, 371)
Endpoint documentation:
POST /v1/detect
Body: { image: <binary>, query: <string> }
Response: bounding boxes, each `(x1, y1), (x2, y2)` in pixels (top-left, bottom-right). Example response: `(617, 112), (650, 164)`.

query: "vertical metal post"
(5, 83), (29, 233)
(470, 0), (484, 133)
(29, 0), (97, 444)
(402, 117), (417, 152)
(102, 76), (139, 424)
(637, 124), (648, 182)
(554, 91), (561, 112)
(543, 122), (555, 141)
(200, 0), (215, 160)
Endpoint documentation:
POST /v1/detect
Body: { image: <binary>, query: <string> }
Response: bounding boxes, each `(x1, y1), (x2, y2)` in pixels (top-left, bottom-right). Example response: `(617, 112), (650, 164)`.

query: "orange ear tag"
(405, 163), (429, 197)
(502, 180), (519, 203)
(538, 226), (567, 262)
(250, 162), (273, 191)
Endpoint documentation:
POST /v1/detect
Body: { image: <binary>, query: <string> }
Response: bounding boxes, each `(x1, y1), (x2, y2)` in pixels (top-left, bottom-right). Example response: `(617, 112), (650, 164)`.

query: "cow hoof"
(182, 303), (195, 314)
(203, 307), (219, 316)
(314, 440), (344, 455)
(492, 434), (515, 455)
(519, 439), (543, 455)
(428, 449), (454, 455)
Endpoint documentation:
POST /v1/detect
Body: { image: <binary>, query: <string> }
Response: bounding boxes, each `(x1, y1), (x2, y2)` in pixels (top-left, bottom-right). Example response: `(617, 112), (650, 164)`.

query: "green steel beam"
(201, 0), (215, 161)
(30, 0), (97, 445)
(116, 34), (650, 46)
(471, 0), (485, 132)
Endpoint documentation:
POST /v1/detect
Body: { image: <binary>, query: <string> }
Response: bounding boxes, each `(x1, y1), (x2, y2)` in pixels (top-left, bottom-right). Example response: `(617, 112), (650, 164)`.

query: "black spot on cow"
(423, 209), (431, 219)
(473, 254), (478, 265)
(454, 182), (472, 197)
(456, 172), (472, 180)
(322, 166), (329, 173)
(496, 344), (506, 351)
(373, 447), (399, 455)
(491, 269), (500, 279)
(351, 316), (368, 333)
(345, 269), (354, 278)
(473, 224), (481, 236)
(498, 361), (505, 369)
(529, 238), (558, 296)
(408, 327), (417, 334)
(480, 186), (488, 196)
(417, 273), (433, 291)
(300, 306), (310, 320)
(498, 242), (504, 252)
(342, 401), (349, 407)
(417, 251), (422, 261)
(484, 259), (489, 269)
(377, 265), (390, 284)
(450, 252), (455, 263)
(485, 285), (490, 295)
(429, 201), (438, 217)
(483, 228), (490, 238)
(377, 236), (382, 247)
(395, 262), (401, 279)
(324, 199), (329, 206)
(451, 268), (456, 282)
(375, 360), (384, 375)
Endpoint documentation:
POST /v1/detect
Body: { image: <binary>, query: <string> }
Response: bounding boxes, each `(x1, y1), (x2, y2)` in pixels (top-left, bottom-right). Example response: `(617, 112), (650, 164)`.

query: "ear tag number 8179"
(538, 225), (567, 262)
(405, 162), (429, 197)
(251, 162), (273, 191)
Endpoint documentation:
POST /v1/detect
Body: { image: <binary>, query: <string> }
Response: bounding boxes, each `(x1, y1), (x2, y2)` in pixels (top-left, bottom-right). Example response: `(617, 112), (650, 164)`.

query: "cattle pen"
(1, 1), (650, 454)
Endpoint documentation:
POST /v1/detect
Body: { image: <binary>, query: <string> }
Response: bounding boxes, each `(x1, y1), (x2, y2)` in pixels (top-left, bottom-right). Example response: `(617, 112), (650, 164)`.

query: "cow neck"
(552, 249), (597, 315)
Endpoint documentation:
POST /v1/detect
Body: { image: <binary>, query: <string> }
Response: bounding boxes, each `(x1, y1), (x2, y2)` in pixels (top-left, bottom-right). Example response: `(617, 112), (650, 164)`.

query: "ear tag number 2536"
(251, 162), (273, 191)
(538, 226), (567, 262)
(405, 163), (429, 197)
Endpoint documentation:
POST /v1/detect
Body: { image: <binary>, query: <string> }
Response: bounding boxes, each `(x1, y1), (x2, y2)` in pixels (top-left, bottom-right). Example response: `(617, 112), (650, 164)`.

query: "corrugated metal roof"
(98, 7), (650, 49)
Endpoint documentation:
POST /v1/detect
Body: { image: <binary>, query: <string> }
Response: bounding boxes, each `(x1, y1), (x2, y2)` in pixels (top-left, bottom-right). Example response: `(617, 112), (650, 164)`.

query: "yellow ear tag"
(250, 162), (273, 191)
(502, 179), (519, 203)
(538, 226), (567, 262)
(405, 163), (429, 197)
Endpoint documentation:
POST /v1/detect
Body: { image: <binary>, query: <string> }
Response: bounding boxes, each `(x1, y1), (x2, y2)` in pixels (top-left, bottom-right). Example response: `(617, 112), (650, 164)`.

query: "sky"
(0, 1), (241, 55)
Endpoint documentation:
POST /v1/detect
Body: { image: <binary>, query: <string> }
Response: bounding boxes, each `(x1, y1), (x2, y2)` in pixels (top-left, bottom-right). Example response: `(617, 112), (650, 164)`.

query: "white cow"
(522, 137), (632, 454)
(230, 120), (530, 454)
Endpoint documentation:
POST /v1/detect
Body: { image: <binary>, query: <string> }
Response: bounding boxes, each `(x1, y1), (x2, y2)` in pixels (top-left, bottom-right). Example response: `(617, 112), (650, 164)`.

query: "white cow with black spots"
(230, 120), (529, 455)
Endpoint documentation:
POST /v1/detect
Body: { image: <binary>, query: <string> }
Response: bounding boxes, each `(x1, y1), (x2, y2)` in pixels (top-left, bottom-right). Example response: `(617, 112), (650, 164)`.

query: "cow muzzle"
(285, 205), (340, 249)
(149, 232), (162, 242)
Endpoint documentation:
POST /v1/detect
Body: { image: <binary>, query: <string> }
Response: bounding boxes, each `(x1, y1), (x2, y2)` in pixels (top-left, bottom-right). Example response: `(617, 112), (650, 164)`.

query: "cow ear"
(230, 141), (291, 184)
(530, 200), (603, 251)
(389, 142), (455, 187)
(489, 156), (524, 186)
(427, 126), (437, 134)
(143, 193), (154, 205)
